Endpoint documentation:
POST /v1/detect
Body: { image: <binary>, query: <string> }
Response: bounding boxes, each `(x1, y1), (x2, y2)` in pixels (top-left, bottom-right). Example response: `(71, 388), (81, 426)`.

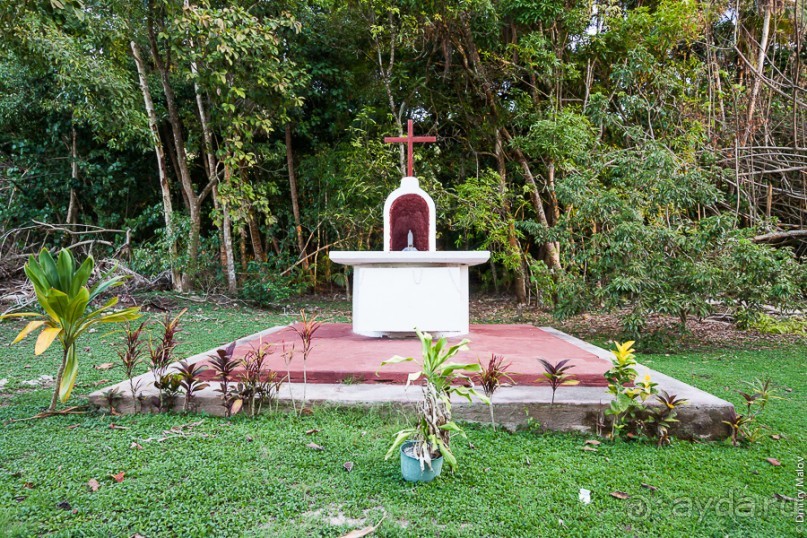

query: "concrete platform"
(89, 325), (735, 439)
(193, 323), (611, 387)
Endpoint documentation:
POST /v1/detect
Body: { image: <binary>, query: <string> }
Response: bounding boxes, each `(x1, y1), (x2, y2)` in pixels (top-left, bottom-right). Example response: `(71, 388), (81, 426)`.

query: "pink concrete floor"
(196, 323), (611, 387)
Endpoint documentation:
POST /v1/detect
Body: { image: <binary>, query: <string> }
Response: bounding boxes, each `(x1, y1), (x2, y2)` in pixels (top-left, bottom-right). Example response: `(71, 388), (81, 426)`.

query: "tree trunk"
(131, 40), (182, 291)
(453, 13), (561, 274)
(211, 187), (227, 274)
(147, 12), (213, 289)
(508, 138), (562, 272)
(285, 124), (308, 271)
(247, 209), (266, 262)
(495, 130), (527, 304)
(66, 126), (80, 225)
(239, 225), (248, 271)
(742, 0), (772, 146)
(214, 182), (237, 294)
(48, 347), (69, 412)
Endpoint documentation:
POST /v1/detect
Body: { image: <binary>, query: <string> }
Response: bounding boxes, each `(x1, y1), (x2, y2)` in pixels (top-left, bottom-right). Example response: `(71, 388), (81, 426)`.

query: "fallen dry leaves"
(774, 493), (798, 502)
(610, 491), (630, 500)
(338, 514), (385, 538)
(88, 479), (100, 492)
(110, 472), (125, 483)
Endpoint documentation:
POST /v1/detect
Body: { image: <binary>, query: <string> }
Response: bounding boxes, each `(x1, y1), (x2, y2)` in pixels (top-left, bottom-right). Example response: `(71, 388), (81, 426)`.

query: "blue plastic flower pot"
(400, 440), (443, 482)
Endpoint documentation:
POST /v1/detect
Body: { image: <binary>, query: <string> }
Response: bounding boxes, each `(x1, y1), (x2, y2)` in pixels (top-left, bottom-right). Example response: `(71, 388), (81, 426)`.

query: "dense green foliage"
(1, 0), (805, 330)
(0, 300), (804, 536)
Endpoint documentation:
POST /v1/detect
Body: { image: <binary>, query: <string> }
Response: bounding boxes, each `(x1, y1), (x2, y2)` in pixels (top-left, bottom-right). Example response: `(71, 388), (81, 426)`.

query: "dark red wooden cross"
(384, 119), (437, 177)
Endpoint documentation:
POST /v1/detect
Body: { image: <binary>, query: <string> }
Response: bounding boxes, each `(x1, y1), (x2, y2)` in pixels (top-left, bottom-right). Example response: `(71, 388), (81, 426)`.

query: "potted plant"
(380, 329), (489, 482)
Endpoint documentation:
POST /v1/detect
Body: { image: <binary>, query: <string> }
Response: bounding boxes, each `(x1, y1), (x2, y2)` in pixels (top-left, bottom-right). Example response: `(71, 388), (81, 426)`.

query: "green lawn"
(0, 298), (804, 537)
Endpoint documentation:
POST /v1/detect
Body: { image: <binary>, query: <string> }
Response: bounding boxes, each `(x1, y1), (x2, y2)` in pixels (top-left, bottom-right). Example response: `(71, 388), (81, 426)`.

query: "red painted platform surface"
(195, 323), (611, 387)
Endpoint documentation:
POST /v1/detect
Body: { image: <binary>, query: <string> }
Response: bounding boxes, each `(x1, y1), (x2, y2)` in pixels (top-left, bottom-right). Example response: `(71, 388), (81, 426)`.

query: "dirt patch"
(253, 292), (805, 351)
(303, 504), (366, 527)
(469, 295), (805, 352)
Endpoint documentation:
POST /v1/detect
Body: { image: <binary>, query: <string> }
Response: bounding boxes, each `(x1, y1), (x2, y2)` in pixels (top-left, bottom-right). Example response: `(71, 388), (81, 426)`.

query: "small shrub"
(2, 248), (140, 412)
(646, 391), (687, 446)
(209, 342), (239, 417)
(230, 343), (283, 417)
(538, 358), (579, 405)
(477, 353), (514, 431)
(149, 309), (187, 411)
(118, 322), (146, 412)
(176, 360), (210, 413)
(739, 312), (807, 335)
(604, 341), (657, 440)
(291, 310), (321, 412)
(238, 259), (309, 304)
(724, 377), (782, 446)
(380, 330), (488, 473)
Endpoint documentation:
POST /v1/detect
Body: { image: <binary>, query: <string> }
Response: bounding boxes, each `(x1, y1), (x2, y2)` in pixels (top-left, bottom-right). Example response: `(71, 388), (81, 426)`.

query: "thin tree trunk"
(495, 129), (527, 304)
(212, 187), (227, 274)
(131, 40), (182, 291)
(184, 6), (238, 294)
(453, 14), (561, 273)
(285, 123), (308, 271)
(239, 225), (248, 271)
(215, 180), (237, 294)
(48, 347), (68, 412)
(372, 10), (405, 175)
(743, 0), (773, 146)
(147, 10), (213, 289)
(247, 209), (266, 262)
(66, 126), (80, 225)
(508, 139), (562, 271)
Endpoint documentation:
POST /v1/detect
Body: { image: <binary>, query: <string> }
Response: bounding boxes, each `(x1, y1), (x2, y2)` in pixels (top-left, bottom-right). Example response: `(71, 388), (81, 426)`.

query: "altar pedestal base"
(329, 251), (490, 337)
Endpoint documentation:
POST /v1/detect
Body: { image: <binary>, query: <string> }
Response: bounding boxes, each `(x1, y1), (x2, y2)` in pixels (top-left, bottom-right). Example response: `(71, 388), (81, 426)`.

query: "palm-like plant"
(380, 329), (489, 472)
(2, 249), (140, 412)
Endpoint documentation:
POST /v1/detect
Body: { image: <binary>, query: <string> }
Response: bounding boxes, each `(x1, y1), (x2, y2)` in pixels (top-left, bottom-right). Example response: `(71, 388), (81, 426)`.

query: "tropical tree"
(1, 249), (141, 413)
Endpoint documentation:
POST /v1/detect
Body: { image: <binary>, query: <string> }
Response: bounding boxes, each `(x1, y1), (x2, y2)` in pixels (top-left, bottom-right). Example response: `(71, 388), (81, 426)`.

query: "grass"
(0, 296), (804, 537)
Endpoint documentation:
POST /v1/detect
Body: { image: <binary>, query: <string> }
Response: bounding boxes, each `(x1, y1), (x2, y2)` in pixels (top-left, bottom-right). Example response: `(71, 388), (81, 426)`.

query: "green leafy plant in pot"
(380, 329), (489, 482)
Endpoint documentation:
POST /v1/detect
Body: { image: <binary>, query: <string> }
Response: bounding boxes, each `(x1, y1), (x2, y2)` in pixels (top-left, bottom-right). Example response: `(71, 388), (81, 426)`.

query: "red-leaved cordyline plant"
(291, 310), (321, 413)
(209, 341), (239, 417)
(118, 322), (146, 412)
(647, 390), (687, 446)
(538, 358), (579, 406)
(231, 342), (283, 417)
(281, 341), (296, 414)
(176, 360), (210, 413)
(477, 354), (514, 431)
(722, 408), (750, 447)
(150, 309), (187, 411)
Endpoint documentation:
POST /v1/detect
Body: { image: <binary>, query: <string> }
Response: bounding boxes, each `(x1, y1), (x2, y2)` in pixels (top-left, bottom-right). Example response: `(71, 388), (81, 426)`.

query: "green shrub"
(238, 258), (309, 304)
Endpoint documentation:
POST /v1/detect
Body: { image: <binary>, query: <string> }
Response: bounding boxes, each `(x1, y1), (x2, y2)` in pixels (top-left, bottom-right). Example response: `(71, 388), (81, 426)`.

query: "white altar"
(330, 175), (489, 337)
